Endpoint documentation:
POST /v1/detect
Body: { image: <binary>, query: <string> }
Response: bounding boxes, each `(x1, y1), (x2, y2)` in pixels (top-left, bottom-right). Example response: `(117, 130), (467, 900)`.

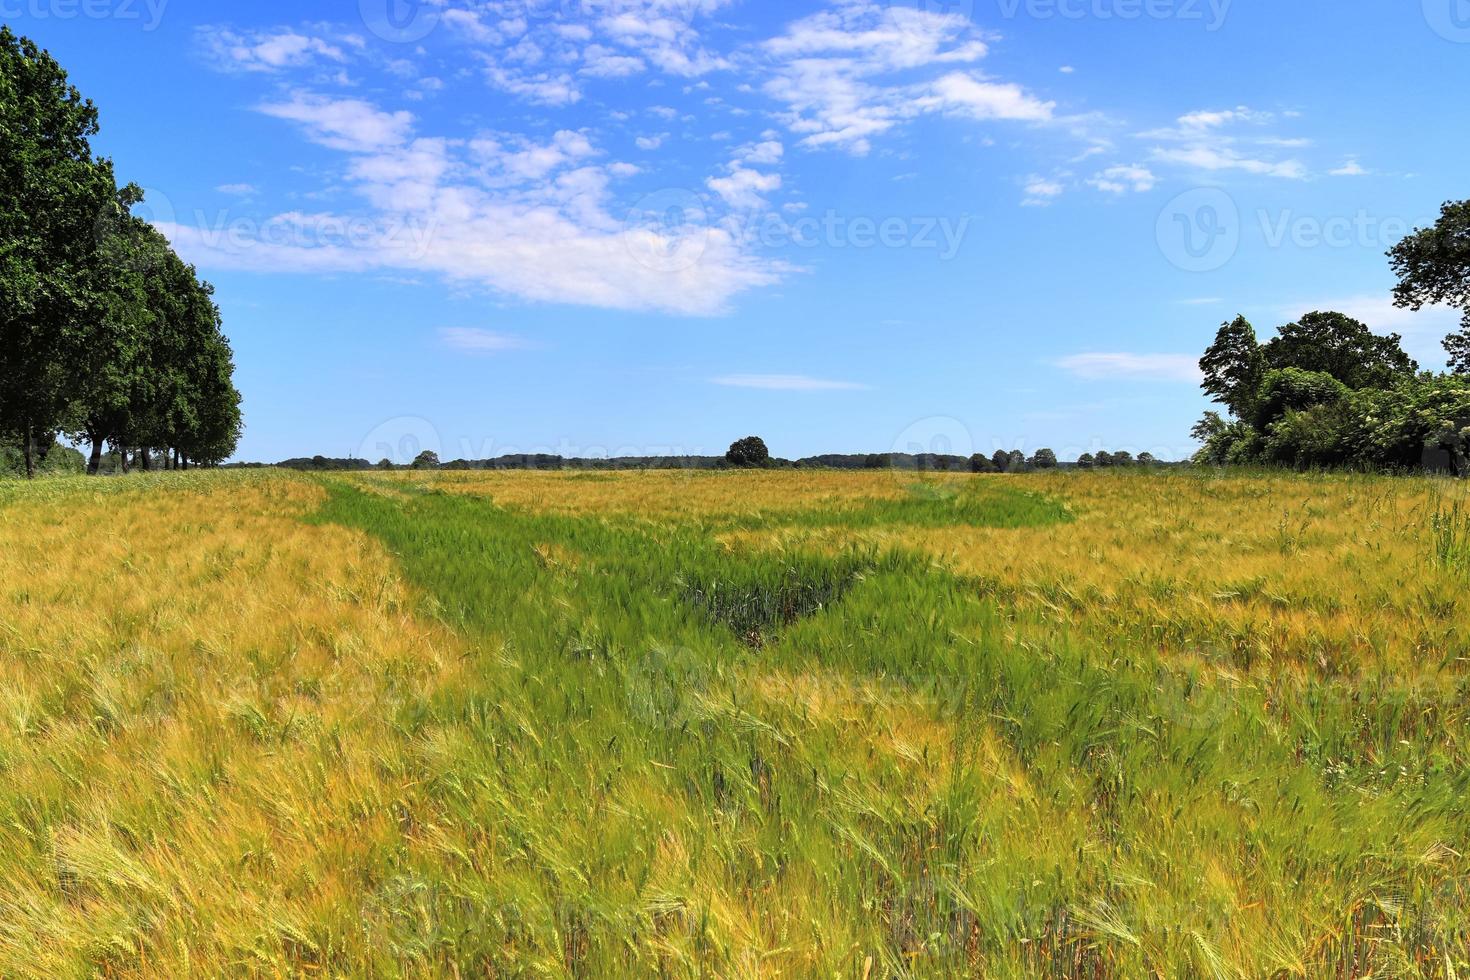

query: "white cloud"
(707, 165), (782, 210)
(760, 1), (1048, 155)
(482, 64), (582, 106)
(1142, 106), (1309, 180)
(635, 134), (666, 150)
(1087, 164), (1156, 194)
(739, 140), (784, 165)
(256, 92), (413, 152)
(1055, 353), (1202, 383)
(926, 73), (1055, 123)
(163, 95), (788, 317)
(216, 183), (258, 196)
(1022, 176), (1065, 206)
(711, 374), (871, 391)
(1330, 159), (1369, 177)
(197, 27), (347, 73)
(1151, 144), (1306, 180)
(581, 44), (646, 78)
(438, 328), (534, 353)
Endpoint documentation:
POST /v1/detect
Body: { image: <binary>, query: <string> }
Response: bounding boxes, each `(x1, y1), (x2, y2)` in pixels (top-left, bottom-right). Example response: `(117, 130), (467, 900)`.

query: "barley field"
(2, 467), (1469, 977)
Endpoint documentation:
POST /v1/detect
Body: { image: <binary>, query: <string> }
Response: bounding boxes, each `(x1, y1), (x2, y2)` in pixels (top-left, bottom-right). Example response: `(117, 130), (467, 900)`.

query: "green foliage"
(726, 435), (770, 468)
(1030, 447), (1058, 469)
(969, 452), (997, 473)
(1389, 199), (1470, 369)
(0, 31), (241, 477)
(0, 26), (118, 476)
(411, 450), (441, 470)
(1251, 368), (1351, 429)
(1199, 315), (1266, 418)
(1194, 308), (1456, 473)
(1262, 311), (1417, 389)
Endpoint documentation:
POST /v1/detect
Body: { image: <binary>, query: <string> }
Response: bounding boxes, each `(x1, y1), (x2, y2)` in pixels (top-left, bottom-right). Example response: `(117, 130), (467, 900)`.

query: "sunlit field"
(3, 467), (1470, 977)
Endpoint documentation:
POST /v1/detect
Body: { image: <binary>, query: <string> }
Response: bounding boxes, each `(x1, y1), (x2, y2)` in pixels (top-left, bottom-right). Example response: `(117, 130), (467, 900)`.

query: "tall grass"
(1, 468), (1468, 975)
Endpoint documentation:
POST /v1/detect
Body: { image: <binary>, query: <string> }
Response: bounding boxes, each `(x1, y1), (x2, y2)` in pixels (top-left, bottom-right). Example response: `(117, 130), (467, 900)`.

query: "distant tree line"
(264, 443), (1171, 474)
(0, 28), (241, 479)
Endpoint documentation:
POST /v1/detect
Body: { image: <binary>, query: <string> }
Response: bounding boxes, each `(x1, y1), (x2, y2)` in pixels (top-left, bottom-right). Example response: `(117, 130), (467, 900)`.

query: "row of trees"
(1193, 199), (1470, 474)
(1, 28), (241, 478)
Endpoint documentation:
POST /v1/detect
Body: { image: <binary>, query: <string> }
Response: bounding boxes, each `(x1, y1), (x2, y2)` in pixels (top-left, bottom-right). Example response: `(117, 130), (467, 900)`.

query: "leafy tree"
(1007, 449), (1027, 472)
(376, 458), (395, 470)
(1389, 200), (1470, 372)
(1030, 448), (1058, 469)
(1111, 451), (1134, 467)
(1251, 367), (1351, 430)
(66, 187), (153, 473)
(990, 450), (1010, 473)
(412, 450), (441, 470)
(1137, 452), (1156, 466)
(726, 436), (770, 468)
(969, 453), (997, 473)
(1094, 451), (1115, 468)
(1200, 316), (1266, 418)
(0, 27), (119, 477)
(1262, 311), (1417, 389)
(1076, 452), (1095, 469)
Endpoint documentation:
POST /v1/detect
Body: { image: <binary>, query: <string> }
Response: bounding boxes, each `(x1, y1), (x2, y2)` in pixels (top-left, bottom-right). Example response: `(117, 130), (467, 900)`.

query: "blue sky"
(14, 0), (1468, 462)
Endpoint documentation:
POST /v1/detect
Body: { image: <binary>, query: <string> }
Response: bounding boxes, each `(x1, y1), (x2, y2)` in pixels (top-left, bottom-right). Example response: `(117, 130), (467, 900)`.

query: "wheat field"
(2, 467), (1469, 977)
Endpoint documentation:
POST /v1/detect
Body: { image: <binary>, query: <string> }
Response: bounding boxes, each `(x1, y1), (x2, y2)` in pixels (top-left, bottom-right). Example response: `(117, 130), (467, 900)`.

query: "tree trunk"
(140, 449), (151, 472)
(119, 448), (131, 474)
(21, 422), (35, 480)
(88, 433), (104, 476)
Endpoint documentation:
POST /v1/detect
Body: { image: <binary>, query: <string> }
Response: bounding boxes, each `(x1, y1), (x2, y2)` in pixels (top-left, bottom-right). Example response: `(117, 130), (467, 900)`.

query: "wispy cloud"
(1143, 106), (1310, 180)
(437, 328), (535, 354)
(197, 26), (351, 74)
(711, 374), (871, 391)
(1055, 353), (1201, 383)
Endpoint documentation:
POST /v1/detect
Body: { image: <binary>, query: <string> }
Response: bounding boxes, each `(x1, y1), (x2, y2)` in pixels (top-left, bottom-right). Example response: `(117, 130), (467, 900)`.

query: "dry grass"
(3, 466), (1469, 976)
(0, 472), (467, 976)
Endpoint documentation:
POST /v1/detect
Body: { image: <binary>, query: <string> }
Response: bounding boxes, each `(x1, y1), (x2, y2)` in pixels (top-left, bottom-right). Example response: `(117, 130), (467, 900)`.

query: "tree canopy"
(726, 436), (770, 468)
(0, 28), (240, 477)
(1389, 199), (1470, 374)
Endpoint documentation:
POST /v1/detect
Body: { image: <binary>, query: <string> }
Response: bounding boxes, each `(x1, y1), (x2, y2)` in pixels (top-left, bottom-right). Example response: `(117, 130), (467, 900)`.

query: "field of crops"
(2, 467), (1470, 976)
